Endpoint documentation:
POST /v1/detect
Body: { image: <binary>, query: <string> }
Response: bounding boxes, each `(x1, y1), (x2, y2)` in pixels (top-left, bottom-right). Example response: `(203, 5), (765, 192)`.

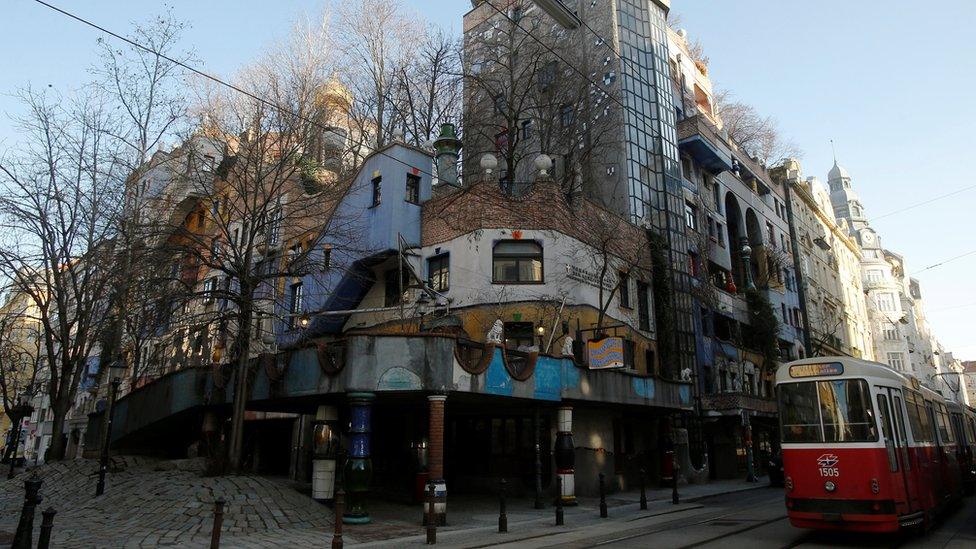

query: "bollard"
(426, 482), (436, 545)
(555, 476), (564, 526)
(498, 478), (508, 533)
(639, 468), (648, 510)
(671, 452), (680, 505)
(37, 507), (56, 549)
(11, 473), (42, 549)
(332, 488), (345, 549)
(210, 497), (226, 549)
(598, 472), (608, 518)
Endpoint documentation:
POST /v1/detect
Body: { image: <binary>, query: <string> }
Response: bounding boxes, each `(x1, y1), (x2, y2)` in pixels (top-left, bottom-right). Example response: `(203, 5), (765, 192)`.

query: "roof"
(827, 160), (850, 181)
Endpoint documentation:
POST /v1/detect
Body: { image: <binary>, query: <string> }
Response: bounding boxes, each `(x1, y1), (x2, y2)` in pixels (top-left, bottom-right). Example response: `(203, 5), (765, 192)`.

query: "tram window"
(919, 402), (936, 443)
(936, 404), (954, 443)
(905, 391), (930, 442)
(876, 394), (898, 472)
(892, 395), (911, 471)
(819, 380), (878, 442)
(778, 382), (822, 442)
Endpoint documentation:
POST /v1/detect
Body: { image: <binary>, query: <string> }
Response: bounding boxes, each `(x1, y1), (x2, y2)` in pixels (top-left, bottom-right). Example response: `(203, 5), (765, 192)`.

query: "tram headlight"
(824, 481), (836, 493)
(871, 478), (880, 494)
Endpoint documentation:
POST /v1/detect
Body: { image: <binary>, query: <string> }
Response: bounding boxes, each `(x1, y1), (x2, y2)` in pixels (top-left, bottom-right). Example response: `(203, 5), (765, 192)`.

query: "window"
(503, 321), (534, 350)
(867, 269), (883, 283)
(289, 282), (304, 328)
(322, 244), (332, 270)
(778, 379), (878, 443)
(712, 184), (722, 214)
(384, 268), (409, 306)
(559, 104), (574, 127)
(492, 240), (543, 283)
(935, 403), (954, 443)
(883, 326), (898, 341)
(371, 176), (382, 207)
(618, 271), (630, 308)
(266, 206), (282, 246)
(716, 222), (726, 247)
(707, 216), (715, 238)
(537, 61), (556, 91)
(427, 254), (450, 292)
(493, 94), (507, 114)
(877, 292), (896, 312)
(405, 173), (420, 204)
(684, 202), (697, 231)
(204, 277), (219, 302)
(636, 281), (650, 331)
(520, 119), (533, 140)
(887, 352), (905, 371)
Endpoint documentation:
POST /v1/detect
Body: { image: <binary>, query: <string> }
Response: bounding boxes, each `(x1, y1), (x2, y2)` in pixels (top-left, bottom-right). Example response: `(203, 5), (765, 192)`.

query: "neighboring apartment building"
(671, 28), (803, 479)
(774, 161), (873, 360)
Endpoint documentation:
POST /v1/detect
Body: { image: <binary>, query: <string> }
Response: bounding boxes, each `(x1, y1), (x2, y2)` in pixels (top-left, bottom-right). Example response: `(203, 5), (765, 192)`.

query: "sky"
(1, 1), (973, 359)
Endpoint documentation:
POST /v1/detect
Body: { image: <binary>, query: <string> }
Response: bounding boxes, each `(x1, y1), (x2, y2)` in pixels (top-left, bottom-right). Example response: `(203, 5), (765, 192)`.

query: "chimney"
(433, 123), (462, 187)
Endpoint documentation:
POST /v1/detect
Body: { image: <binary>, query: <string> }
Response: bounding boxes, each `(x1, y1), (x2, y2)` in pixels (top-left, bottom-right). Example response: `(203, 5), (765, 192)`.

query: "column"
(343, 393), (374, 524)
(311, 405), (339, 501)
(426, 394), (448, 525)
(554, 406), (576, 505)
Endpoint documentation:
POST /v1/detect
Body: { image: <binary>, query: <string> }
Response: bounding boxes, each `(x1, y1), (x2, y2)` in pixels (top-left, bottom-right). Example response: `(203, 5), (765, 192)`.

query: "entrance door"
(876, 388), (914, 515)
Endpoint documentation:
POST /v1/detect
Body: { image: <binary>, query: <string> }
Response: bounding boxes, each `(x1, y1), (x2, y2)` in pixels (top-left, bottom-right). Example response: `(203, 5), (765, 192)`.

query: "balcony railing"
(701, 391), (777, 414)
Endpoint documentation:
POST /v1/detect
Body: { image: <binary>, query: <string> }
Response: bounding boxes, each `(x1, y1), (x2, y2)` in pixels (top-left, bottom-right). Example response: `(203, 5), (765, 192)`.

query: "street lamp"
(6, 394), (33, 480)
(95, 360), (126, 496)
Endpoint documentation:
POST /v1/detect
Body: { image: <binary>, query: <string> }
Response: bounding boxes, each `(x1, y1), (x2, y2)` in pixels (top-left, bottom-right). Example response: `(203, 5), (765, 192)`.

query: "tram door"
(876, 387), (916, 514)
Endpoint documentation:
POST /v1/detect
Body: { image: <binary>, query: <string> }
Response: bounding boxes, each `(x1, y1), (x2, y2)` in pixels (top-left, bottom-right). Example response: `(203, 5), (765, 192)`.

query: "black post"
(671, 453), (680, 505)
(332, 488), (344, 549)
(11, 473), (42, 549)
(498, 478), (508, 533)
(555, 476), (564, 526)
(426, 482), (436, 544)
(533, 408), (543, 509)
(639, 468), (647, 510)
(37, 507), (56, 549)
(210, 497), (226, 549)
(96, 377), (121, 497)
(6, 405), (27, 480)
(598, 472), (608, 518)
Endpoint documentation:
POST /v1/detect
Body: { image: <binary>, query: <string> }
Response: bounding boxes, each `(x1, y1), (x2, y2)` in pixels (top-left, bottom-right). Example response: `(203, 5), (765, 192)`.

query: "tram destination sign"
(789, 362), (844, 378)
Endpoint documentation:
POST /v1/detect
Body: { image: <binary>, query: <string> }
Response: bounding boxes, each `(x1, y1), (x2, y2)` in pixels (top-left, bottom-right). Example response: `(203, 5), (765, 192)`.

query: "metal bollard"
(671, 453), (680, 505)
(426, 483), (437, 544)
(210, 497), (226, 549)
(332, 488), (345, 549)
(555, 476), (564, 526)
(598, 472), (608, 518)
(36, 507), (56, 549)
(498, 478), (508, 533)
(11, 473), (42, 549)
(639, 468), (648, 510)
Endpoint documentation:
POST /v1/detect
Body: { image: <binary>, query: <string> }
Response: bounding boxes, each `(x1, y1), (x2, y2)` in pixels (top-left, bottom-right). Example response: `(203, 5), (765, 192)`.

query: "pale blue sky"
(1, 1), (973, 358)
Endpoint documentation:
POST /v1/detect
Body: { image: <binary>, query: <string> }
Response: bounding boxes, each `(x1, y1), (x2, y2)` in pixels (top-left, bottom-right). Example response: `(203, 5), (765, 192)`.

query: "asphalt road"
(561, 488), (976, 549)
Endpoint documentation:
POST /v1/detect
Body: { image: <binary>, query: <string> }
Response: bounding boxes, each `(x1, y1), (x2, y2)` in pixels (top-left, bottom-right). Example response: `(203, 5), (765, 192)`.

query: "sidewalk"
(352, 476), (771, 548)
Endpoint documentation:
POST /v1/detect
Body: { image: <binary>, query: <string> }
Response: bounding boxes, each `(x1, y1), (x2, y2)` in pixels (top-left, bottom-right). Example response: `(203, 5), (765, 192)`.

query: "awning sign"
(587, 337), (625, 370)
(789, 362), (844, 378)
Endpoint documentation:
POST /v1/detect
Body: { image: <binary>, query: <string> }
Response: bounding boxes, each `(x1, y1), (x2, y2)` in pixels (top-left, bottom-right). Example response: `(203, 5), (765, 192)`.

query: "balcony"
(677, 114), (733, 173)
(701, 392), (777, 415)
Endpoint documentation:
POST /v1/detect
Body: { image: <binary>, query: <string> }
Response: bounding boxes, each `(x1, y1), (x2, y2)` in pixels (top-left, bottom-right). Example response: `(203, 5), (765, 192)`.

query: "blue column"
(343, 392), (374, 524)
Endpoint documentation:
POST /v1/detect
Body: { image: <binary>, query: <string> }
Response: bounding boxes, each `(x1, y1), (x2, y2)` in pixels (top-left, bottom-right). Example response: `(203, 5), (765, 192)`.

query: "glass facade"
(614, 0), (694, 375)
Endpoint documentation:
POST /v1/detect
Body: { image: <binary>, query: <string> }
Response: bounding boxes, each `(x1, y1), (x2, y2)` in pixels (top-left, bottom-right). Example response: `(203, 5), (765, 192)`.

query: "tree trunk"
(46, 402), (68, 461)
(226, 298), (253, 473)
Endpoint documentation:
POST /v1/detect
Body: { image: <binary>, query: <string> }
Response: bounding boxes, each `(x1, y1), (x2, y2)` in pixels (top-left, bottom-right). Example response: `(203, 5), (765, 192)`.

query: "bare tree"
(0, 296), (43, 462)
(462, 0), (613, 197)
(0, 88), (125, 461)
(393, 26), (463, 147)
(333, 0), (421, 149)
(714, 90), (802, 166)
(175, 27), (370, 472)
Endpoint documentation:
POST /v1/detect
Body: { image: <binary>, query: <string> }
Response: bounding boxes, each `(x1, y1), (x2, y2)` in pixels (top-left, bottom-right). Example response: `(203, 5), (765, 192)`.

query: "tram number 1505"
(819, 467), (840, 477)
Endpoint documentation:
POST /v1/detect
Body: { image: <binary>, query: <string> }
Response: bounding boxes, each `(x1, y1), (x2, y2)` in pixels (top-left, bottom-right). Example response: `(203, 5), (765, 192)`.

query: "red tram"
(775, 356), (975, 532)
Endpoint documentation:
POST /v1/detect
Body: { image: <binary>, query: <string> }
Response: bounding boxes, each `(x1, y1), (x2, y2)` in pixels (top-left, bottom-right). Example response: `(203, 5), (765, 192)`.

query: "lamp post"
(7, 395), (33, 479)
(95, 361), (125, 497)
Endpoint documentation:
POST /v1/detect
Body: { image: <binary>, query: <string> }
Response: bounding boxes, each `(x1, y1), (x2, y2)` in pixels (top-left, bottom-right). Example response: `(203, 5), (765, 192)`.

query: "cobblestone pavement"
(0, 457), (768, 548)
(0, 456), (337, 548)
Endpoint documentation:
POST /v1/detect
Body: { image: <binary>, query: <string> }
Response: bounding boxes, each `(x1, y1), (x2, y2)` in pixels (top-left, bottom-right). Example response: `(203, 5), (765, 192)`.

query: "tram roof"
(776, 356), (915, 388)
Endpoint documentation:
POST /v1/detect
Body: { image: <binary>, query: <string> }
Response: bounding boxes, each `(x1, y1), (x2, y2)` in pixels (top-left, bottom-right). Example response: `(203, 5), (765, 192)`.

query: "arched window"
(492, 240), (543, 283)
